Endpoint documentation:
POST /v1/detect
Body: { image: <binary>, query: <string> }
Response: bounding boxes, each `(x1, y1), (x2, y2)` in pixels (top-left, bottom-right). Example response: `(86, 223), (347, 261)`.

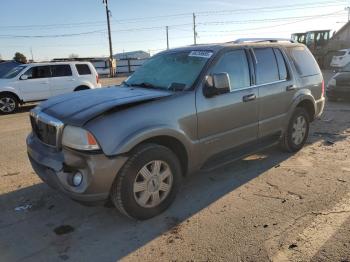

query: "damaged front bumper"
(27, 133), (128, 204)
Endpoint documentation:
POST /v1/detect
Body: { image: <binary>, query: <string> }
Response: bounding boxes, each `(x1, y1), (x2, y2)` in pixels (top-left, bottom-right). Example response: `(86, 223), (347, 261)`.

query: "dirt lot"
(1, 73), (350, 262)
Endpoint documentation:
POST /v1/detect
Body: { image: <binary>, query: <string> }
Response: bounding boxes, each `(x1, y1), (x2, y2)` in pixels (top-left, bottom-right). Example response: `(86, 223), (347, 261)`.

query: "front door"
(196, 49), (259, 163)
(17, 66), (51, 101)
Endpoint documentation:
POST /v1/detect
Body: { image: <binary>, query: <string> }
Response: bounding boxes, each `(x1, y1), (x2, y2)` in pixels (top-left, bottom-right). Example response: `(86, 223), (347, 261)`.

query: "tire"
(280, 107), (310, 153)
(0, 93), (18, 114)
(110, 143), (182, 220)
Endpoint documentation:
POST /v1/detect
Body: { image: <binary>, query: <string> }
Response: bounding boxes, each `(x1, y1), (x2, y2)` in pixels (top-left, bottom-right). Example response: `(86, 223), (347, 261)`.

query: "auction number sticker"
(189, 51), (213, 59)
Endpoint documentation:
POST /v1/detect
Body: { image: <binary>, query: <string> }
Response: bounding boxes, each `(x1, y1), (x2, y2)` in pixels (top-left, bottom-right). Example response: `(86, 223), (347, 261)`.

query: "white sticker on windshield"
(189, 51), (213, 59)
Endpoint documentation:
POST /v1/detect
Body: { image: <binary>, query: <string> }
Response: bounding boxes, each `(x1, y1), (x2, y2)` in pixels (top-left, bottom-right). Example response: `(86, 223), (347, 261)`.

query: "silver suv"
(27, 39), (325, 220)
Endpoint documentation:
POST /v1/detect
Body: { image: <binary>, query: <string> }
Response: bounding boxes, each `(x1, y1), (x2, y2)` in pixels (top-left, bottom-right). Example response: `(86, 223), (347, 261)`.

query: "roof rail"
(232, 38), (296, 44)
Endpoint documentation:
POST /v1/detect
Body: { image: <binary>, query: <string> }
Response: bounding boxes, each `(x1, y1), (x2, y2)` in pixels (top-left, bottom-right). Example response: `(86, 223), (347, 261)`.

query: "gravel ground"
(1, 73), (350, 262)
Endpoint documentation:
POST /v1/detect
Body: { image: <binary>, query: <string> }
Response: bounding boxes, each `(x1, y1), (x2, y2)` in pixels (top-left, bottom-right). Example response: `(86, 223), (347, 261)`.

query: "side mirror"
(203, 73), (231, 98)
(20, 75), (28, 80)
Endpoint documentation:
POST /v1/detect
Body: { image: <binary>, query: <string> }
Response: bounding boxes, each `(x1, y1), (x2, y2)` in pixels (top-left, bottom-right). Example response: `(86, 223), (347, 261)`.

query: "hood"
(333, 72), (350, 87)
(39, 86), (173, 126)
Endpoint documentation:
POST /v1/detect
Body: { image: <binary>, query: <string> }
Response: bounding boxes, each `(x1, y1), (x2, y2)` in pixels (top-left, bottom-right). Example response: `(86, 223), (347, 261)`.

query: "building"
(114, 50), (150, 60)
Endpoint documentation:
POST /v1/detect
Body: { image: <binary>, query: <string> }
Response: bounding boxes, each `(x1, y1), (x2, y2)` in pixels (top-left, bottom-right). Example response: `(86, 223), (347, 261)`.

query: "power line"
(0, 10), (344, 39)
(0, 0), (346, 30)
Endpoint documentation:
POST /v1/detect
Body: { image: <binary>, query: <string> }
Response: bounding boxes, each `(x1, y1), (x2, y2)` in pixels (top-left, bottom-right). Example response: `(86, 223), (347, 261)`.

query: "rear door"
(50, 64), (76, 97)
(196, 49), (259, 161)
(253, 47), (293, 138)
(17, 66), (51, 101)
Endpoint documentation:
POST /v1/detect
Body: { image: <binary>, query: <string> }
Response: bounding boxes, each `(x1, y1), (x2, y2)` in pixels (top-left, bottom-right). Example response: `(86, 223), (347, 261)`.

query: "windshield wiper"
(127, 82), (164, 90)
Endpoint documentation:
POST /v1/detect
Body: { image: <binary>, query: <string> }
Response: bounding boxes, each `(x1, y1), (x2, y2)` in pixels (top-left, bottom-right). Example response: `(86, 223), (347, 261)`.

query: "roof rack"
(232, 38), (296, 44)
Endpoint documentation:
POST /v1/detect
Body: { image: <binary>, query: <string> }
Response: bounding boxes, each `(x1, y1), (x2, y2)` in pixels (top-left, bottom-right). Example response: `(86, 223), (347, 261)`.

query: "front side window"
(254, 48), (279, 85)
(210, 49), (250, 91)
(125, 51), (211, 90)
(22, 66), (51, 79)
(51, 65), (72, 77)
(76, 64), (91, 75)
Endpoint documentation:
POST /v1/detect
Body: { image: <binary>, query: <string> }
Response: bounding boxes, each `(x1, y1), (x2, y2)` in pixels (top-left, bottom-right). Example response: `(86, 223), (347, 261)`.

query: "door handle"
(243, 94), (256, 102)
(286, 85), (297, 91)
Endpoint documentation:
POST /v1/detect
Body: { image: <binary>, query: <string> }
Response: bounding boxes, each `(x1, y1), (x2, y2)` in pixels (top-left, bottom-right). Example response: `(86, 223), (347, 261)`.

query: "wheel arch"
(296, 99), (315, 122)
(74, 85), (90, 91)
(129, 135), (189, 176)
(0, 91), (21, 103)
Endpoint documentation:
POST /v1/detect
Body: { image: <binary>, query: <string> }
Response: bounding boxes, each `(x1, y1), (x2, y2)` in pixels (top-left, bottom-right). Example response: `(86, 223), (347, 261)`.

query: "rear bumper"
(315, 97), (325, 118)
(27, 133), (128, 203)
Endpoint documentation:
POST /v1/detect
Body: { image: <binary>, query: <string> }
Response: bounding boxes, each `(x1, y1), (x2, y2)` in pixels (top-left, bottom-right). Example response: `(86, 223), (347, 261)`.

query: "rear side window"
(22, 66), (51, 79)
(75, 64), (91, 75)
(273, 48), (288, 80)
(51, 65), (72, 77)
(211, 49), (250, 91)
(254, 48), (279, 85)
(289, 46), (319, 77)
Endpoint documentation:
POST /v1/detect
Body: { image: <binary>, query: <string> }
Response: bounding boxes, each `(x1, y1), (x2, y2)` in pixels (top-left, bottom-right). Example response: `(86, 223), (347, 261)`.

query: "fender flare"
(283, 89), (316, 130)
(106, 125), (193, 158)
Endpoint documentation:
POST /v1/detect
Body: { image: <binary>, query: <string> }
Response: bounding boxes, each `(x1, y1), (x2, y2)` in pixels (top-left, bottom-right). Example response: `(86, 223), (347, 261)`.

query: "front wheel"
(0, 94), (18, 114)
(280, 107), (310, 152)
(110, 143), (182, 220)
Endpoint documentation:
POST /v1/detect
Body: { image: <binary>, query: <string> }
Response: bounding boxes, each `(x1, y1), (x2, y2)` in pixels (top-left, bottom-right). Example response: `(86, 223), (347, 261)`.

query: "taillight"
(96, 74), (99, 84)
(322, 80), (325, 97)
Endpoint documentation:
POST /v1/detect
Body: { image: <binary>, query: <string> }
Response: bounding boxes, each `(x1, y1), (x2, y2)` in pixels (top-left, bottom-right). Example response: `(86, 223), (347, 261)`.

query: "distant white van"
(0, 61), (101, 114)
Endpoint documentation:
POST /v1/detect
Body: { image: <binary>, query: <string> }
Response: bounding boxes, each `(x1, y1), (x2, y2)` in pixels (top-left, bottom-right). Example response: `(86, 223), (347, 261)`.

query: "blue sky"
(0, 0), (348, 61)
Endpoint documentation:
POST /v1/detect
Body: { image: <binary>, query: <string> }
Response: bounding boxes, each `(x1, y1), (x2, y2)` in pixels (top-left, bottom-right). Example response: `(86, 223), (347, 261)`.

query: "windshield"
(1, 65), (27, 79)
(125, 51), (212, 90)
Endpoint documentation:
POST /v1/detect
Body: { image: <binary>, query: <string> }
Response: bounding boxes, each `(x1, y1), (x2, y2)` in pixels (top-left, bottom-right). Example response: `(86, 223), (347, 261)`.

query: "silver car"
(27, 40), (325, 220)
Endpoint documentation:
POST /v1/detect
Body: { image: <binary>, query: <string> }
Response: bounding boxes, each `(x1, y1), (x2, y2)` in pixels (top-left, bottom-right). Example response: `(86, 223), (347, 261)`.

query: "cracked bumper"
(27, 133), (128, 204)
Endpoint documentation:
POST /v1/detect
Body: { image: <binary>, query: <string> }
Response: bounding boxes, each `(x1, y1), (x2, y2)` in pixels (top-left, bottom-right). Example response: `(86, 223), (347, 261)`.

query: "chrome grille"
(30, 109), (64, 148)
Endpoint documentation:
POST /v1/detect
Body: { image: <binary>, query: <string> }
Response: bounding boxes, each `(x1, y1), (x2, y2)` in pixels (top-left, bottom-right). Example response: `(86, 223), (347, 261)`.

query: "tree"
(13, 52), (27, 64)
(68, 53), (79, 59)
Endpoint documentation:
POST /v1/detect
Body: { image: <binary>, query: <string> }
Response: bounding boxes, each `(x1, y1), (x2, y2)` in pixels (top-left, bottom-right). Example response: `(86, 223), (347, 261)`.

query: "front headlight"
(62, 125), (100, 150)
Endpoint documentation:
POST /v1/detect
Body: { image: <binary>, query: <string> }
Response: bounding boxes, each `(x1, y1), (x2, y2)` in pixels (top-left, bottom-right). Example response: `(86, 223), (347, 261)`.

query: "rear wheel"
(281, 107), (310, 152)
(110, 143), (182, 220)
(0, 94), (18, 114)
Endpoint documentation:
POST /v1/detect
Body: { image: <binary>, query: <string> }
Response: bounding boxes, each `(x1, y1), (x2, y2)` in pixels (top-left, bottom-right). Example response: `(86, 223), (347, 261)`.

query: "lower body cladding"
(27, 133), (128, 204)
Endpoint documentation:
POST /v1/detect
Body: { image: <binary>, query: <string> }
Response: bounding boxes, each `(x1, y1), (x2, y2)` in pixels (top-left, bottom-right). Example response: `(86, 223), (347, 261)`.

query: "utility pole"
(166, 26), (169, 50)
(30, 47), (34, 62)
(346, 6), (350, 22)
(193, 13), (197, 45)
(103, 0), (114, 77)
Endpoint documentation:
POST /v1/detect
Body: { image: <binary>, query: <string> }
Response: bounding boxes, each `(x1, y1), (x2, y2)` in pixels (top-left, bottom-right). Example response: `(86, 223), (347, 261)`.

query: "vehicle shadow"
(0, 147), (293, 262)
(18, 104), (37, 113)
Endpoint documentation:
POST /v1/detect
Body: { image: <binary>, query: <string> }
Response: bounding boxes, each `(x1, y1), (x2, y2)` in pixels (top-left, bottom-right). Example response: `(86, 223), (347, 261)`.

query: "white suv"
(330, 49), (350, 69)
(0, 62), (101, 114)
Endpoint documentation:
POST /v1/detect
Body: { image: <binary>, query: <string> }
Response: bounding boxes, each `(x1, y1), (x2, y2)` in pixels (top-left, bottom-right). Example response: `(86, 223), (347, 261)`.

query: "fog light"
(72, 172), (83, 187)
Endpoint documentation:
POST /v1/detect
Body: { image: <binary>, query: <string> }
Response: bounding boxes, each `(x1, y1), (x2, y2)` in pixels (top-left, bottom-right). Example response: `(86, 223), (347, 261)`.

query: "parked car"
(327, 63), (350, 101)
(27, 40), (325, 220)
(0, 62), (101, 114)
(330, 49), (350, 70)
